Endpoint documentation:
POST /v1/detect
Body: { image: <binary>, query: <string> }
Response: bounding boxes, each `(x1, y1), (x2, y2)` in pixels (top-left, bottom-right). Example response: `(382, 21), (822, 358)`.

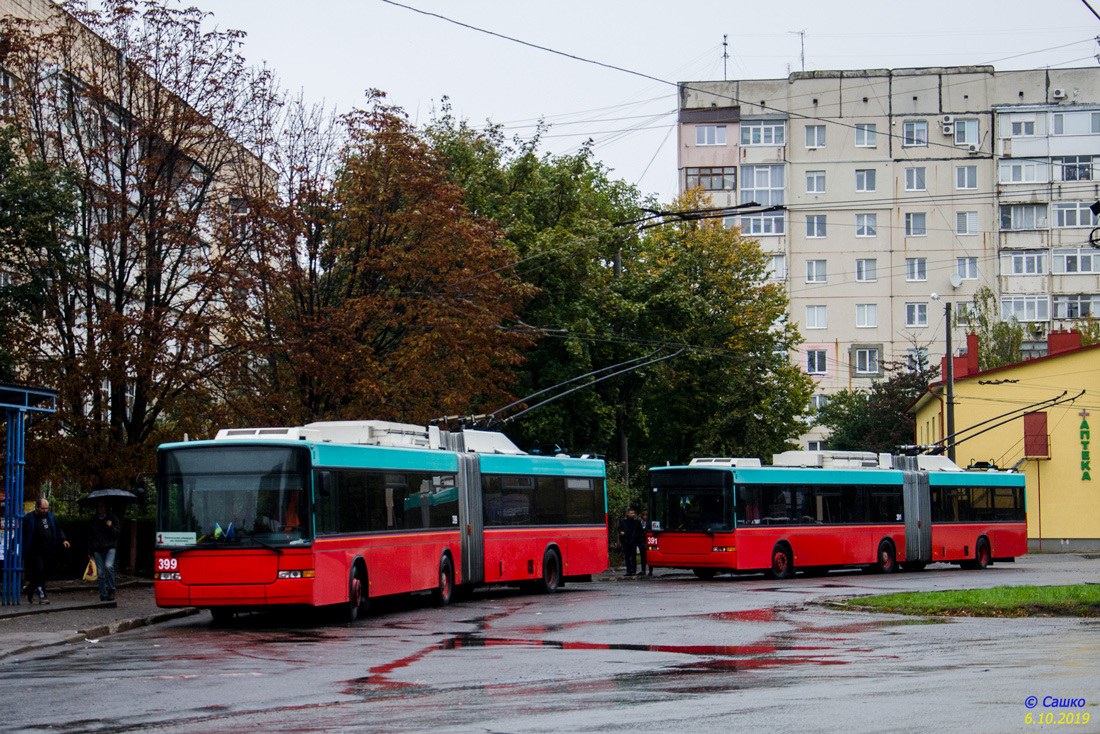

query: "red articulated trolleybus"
(646, 450), (1027, 579)
(154, 421), (607, 621)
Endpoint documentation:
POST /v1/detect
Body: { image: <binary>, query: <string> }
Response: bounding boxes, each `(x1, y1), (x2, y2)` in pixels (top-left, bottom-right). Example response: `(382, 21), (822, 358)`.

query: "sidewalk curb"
(0, 607), (201, 660)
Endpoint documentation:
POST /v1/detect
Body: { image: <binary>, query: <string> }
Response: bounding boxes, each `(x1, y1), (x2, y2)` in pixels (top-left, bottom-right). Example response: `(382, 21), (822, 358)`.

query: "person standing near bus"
(21, 497), (70, 604)
(639, 510), (652, 576)
(618, 508), (642, 576)
(88, 500), (121, 601)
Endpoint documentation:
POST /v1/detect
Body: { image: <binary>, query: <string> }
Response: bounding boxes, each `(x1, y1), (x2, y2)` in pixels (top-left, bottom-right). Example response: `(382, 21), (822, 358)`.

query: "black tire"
(874, 540), (897, 574)
(974, 538), (991, 569)
(537, 549), (561, 594)
(767, 544), (794, 580)
(345, 565), (367, 622)
(693, 567), (719, 580)
(431, 555), (454, 607)
(209, 607), (234, 623)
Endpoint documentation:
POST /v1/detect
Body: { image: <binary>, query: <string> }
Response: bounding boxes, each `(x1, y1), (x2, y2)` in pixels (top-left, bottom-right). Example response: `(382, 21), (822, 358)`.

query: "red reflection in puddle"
(710, 609), (777, 623)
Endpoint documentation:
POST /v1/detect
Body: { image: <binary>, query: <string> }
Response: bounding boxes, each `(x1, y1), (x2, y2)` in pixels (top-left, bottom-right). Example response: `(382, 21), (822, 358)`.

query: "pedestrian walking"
(21, 497), (70, 603)
(639, 510), (652, 576)
(88, 500), (121, 601)
(617, 508), (642, 576)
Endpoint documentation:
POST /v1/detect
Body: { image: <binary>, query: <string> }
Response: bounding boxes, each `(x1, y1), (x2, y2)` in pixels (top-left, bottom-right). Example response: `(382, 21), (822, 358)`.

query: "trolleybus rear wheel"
(693, 567), (719, 580)
(975, 538), (991, 569)
(346, 566), (367, 622)
(538, 549), (561, 594)
(875, 539), (897, 574)
(432, 555), (454, 607)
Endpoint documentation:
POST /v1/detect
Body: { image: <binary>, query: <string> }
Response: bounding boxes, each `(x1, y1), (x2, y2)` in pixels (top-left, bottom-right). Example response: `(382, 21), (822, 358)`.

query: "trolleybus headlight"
(277, 570), (315, 579)
(712, 546), (735, 553)
(155, 572), (181, 581)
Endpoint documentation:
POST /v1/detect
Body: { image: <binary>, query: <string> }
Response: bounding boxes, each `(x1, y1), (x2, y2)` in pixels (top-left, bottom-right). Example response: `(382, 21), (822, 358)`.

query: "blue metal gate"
(1, 385), (56, 605)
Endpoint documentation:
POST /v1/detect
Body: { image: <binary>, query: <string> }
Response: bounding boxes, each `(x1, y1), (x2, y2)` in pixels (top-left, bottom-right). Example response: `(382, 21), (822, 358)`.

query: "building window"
(1000, 204), (1048, 230)
(741, 121), (785, 146)
(903, 121), (928, 147)
(956, 302), (974, 324)
(806, 305), (827, 329)
(1002, 295), (1049, 322)
(1057, 156), (1093, 181)
(907, 348), (929, 371)
(906, 257), (927, 281)
(806, 259), (827, 282)
(855, 168), (875, 192)
(806, 170), (825, 193)
(740, 165), (785, 234)
(806, 349), (827, 374)
(1053, 294), (1100, 319)
(805, 124), (826, 148)
(856, 303), (877, 328)
(957, 211), (979, 235)
(957, 256), (978, 279)
(956, 165), (977, 189)
(1010, 119), (1035, 137)
(768, 253), (787, 280)
(695, 125), (727, 145)
(809, 394), (830, 410)
(856, 213), (877, 237)
(999, 160), (1046, 183)
(1053, 248), (1099, 274)
(1052, 111), (1100, 136)
(855, 123), (876, 147)
(685, 167), (737, 191)
(954, 119), (978, 146)
(856, 258), (877, 282)
(806, 215), (827, 238)
(1005, 251), (1047, 275)
(905, 213), (927, 236)
(854, 347), (881, 375)
(905, 167), (926, 191)
(1054, 201), (1096, 228)
(807, 440), (825, 450)
(906, 302), (928, 327)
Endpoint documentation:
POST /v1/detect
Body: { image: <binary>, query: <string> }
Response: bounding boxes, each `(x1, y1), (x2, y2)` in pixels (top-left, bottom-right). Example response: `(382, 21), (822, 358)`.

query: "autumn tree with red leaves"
(219, 93), (533, 427)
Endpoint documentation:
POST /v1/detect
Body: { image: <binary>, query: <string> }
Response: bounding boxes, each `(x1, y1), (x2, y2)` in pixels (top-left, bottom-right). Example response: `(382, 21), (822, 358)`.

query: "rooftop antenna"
(789, 30), (805, 73)
(722, 34), (728, 81)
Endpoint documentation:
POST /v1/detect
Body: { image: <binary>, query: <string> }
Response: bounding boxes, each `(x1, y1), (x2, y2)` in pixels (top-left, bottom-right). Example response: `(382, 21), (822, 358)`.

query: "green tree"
(966, 286), (1025, 370)
(0, 127), (78, 383)
(816, 358), (940, 452)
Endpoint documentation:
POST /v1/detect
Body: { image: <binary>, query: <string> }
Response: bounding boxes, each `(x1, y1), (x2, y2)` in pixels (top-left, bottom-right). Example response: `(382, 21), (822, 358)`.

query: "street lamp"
(931, 293), (955, 462)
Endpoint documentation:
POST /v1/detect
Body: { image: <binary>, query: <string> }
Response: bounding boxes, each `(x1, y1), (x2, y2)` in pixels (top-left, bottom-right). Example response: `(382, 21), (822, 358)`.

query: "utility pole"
(789, 30), (805, 72)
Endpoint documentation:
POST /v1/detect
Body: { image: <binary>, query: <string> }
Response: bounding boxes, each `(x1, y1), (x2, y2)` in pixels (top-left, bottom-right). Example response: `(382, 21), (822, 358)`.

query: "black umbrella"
(78, 488), (138, 508)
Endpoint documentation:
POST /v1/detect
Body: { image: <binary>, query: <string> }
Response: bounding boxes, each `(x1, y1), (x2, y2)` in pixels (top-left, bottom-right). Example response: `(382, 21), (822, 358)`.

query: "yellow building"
(910, 331), (1100, 551)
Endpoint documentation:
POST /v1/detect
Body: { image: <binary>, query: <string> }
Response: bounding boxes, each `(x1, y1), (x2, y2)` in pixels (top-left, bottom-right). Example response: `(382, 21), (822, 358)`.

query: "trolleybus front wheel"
(767, 544), (794, 580)
(345, 565), (368, 622)
(693, 567), (719, 580)
(874, 539), (897, 574)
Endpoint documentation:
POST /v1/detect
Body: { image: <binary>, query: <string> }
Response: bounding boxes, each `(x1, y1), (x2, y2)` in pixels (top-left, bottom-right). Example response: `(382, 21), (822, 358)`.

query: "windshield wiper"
(244, 537), (283, 554)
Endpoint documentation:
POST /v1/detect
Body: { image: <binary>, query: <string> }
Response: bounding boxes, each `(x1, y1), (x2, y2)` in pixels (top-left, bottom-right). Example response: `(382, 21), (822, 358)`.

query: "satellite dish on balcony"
(949, 273), (963, 289)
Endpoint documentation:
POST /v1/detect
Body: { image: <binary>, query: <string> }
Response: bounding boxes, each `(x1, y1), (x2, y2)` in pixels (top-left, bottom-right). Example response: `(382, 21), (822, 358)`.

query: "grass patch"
(844, 584), (1100, 617)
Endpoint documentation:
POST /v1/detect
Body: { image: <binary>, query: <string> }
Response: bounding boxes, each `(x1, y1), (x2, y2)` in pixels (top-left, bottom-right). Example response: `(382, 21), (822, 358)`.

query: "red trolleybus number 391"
(646, 451), (1026, 579)
(154, 421), (607, 621)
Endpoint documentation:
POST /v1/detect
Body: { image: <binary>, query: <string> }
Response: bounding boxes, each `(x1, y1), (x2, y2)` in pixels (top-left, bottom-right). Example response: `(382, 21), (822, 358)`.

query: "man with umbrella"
(81, 489), (134, 602)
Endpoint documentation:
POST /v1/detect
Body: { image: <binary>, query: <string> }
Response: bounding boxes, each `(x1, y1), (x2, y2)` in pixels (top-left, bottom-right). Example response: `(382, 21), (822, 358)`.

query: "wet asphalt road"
(1, 555), (1099, 733)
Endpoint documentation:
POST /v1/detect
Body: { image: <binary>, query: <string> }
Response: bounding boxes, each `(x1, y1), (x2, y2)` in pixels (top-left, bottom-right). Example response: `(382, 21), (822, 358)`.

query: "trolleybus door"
(456, 453), (484, 585)
(903, 470), (932, 564)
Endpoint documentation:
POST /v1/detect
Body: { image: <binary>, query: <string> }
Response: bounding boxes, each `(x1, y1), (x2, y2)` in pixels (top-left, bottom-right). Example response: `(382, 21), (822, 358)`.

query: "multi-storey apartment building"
(677, 67), (1100, 448)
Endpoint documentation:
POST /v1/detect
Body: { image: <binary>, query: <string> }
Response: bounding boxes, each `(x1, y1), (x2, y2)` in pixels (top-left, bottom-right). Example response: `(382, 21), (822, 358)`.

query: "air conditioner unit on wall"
(942, 114), (954, 124)
(942, 124), (954, 135)
(967, 144), (979, 154)
(1053, 88), (1067, 99)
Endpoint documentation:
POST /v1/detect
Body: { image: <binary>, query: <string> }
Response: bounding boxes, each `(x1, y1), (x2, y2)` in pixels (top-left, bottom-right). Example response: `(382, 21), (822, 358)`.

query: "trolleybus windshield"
(159, 446), (312, 547)
(650, 469), (733, 533)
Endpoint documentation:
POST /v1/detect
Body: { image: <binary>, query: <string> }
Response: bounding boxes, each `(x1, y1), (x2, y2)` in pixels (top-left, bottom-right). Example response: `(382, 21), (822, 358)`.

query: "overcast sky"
(194, 0), (1100, 202)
